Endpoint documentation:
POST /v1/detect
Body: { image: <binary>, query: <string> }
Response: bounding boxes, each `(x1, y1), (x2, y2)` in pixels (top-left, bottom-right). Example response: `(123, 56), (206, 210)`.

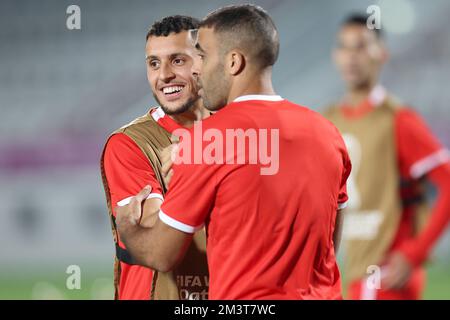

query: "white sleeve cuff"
(159, 209), (204, 234)
(117, 193), (164, 207)
(410, 149), (450, 179)
(338, 201), (348, 210)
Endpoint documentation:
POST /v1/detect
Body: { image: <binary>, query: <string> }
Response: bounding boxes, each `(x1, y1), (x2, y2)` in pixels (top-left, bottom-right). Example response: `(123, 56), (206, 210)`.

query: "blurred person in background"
(324, 13), (450, 300)
(100, 15), (209, 300)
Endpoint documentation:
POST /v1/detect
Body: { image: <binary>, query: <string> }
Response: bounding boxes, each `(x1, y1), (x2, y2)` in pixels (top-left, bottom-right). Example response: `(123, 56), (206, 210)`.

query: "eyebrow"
(145, 53), (188, 60)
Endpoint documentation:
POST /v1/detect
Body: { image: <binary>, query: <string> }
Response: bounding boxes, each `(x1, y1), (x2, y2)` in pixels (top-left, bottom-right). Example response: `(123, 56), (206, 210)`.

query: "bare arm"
(116, 186), (193, 272)
(333, 209), (344, 254)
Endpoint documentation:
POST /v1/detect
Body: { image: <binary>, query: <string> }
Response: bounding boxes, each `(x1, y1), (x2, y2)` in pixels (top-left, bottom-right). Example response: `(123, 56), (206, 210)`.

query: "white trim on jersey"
(233, 95), (284, 102)
(410, 148), (450, 179)
(117, 193), (164, 207)
(151, 106), (166, 122)
(159, 209), (204, 234)
(338, 201), (348, 210)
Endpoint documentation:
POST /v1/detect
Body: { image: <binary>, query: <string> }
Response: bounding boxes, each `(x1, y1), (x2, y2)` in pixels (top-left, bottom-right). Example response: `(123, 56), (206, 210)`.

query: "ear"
(227, 51), (245, 76)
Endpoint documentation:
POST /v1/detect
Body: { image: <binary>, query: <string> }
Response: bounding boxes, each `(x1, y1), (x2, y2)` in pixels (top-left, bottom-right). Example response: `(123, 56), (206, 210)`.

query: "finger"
(135, 185), (152, 202)
(170, 143), (179, 162)
(161, 145), (175, 174)
(380, 268), (395, 290)
(162, 144), (178, 160)
(161, 144), (175, 159)
(165, 169), (174, 184)
(129, 186), (151, 213)
(396, 273), (409, 290)
(383, 271), (403, 290)
(162, 159), (173, 176)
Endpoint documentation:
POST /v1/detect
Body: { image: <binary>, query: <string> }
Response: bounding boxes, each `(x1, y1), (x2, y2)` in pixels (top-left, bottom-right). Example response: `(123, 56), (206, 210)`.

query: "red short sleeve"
(159, 161), (217, 233)
(103, 133), (163, 214)
(159, 130), (218, 234)
(395, 108), (449, 179)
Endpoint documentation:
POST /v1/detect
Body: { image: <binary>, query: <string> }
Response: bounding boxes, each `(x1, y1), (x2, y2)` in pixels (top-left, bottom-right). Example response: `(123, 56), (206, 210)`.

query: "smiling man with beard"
(100, 15), (209, 300)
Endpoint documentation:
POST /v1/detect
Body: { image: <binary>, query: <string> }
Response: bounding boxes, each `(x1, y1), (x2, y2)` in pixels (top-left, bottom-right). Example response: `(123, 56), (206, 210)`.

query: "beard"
(153, 92), (200, 115)
(201, 63), (230, 111)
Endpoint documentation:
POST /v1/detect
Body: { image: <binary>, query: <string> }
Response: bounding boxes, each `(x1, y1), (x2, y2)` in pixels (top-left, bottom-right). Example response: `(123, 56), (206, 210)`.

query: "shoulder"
(394, 106), (423, 122)
(104, 133), (146, 164)
(379, 95), (407, 115)
(322, 102), (341, 119)
(392, 105), (431, 135)
(107, 107), (172, 150)
(293, 102), (344, 134)
(115, 108), (160, 135)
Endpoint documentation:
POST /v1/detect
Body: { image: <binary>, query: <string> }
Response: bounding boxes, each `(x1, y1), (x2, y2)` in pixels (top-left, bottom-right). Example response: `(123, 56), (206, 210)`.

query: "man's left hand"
(115, 185), (152, 233)
(382, 251), (413, 290)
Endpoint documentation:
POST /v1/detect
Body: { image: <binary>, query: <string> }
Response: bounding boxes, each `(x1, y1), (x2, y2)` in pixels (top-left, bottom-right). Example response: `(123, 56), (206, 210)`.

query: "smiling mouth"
(161, 85), (185, 97)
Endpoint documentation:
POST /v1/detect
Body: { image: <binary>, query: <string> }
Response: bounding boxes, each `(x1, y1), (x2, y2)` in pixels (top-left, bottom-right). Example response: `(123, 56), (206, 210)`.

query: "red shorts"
(348, 267), (425, 300)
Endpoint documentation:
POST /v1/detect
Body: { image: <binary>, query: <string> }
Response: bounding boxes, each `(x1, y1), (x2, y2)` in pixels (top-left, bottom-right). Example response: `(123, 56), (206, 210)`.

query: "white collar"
(369, 85), (387, 107)
(233, 94), (284, 103)
(151, 106), (165, 122)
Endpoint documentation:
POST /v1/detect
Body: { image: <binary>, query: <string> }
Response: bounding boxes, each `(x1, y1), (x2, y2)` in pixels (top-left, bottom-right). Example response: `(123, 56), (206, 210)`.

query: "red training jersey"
(160, 95), (351, 299)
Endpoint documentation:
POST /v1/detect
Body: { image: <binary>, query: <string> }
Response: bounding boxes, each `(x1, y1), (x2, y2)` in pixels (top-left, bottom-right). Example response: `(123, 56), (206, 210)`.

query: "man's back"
(160, 95), (351, 299)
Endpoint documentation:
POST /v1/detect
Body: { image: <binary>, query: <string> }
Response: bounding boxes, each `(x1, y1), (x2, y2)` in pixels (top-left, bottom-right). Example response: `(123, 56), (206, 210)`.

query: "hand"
(161, 144), (178, 187)
(382, 251), (413, 290)
(115, 185), (152, 231)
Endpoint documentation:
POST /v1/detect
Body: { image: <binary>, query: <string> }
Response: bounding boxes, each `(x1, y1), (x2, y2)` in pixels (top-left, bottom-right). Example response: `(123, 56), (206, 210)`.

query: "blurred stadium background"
(0, 0), (449, 299)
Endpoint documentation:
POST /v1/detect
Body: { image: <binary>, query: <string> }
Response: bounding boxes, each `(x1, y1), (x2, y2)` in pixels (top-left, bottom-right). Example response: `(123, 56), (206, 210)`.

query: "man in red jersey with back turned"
(115, 4), (351, 299)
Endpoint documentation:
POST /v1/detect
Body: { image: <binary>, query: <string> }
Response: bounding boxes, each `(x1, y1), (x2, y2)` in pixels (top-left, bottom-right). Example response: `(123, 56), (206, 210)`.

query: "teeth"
(163, 86), (183, 94)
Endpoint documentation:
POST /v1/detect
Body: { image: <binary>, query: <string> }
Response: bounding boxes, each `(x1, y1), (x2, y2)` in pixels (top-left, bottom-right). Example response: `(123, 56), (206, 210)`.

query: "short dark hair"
(200, 4), (279, 68)
(146, 15), (200, 41)
(342, 13), (383, 38)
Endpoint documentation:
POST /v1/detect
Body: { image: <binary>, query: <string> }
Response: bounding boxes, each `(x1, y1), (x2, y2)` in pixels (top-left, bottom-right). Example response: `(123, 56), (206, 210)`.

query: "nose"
(159, 62), (176, 82)
(192, 55), (202, 78)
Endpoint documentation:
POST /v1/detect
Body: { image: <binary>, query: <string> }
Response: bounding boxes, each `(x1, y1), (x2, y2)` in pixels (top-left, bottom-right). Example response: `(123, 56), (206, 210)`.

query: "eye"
(173, 58), (185, 66)
(148, 60), (160, 69)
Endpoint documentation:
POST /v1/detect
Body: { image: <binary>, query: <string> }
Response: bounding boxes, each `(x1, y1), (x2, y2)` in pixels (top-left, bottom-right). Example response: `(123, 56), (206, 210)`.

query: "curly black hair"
(146, 15), (200, 41)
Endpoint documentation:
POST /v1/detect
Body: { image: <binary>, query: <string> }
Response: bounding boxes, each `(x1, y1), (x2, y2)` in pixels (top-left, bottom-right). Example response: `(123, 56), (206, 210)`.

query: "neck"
(228, 67), (276, 103)
(169, 101), (208, 128)
(345, 78), (377, 107)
